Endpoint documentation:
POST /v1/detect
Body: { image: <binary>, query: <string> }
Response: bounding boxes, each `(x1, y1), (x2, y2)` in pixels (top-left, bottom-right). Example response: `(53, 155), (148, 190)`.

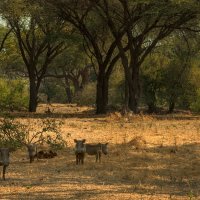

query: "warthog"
(0, 148), (10, 180)
(74, 139), (86, 165)
(37, 150), (57, 159)
(26, 144), (38, 163)
(85, 143), (108, 162)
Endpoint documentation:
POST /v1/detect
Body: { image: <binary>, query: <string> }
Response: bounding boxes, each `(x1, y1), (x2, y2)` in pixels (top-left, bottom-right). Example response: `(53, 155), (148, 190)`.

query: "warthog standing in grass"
(74, 139), (86, 165)
(85, 143), (108, 162)
(26, 144), (38, 163)
(0, 148), (10, 180)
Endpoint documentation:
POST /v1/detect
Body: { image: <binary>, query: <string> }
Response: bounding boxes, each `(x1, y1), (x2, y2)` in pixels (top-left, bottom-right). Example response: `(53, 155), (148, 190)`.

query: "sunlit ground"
(0, 104), (200, 200)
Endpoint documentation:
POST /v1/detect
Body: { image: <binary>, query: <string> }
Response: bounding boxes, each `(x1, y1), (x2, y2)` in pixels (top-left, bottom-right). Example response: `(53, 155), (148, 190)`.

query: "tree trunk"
(96, 73), (109, 114)
(112, 31), (140, 113)
(64, 77), (72, 103)
(148, 103), (157, 114)
(72, 78), (81, 93)
(29, 76), (38, 112)
(65, 87), (72, 103)
(121, 74), (129, 114)
(168, 100), (175, 113)
(80, 66), (90, 89)
(128, 63), (140, 113)
(146, 90), (157, 113)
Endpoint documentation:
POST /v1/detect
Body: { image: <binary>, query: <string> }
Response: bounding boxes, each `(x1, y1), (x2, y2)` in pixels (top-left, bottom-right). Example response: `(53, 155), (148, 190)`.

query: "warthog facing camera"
(0, 148), (10, 180)
(74, 139), (86, 165)
(85, 143), (108, 162)
(26, 144), (38, 163)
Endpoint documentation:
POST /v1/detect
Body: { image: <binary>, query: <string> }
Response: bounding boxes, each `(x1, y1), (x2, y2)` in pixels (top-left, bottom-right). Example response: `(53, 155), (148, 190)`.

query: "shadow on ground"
(0, 104), (199, 121)
(0, 142), (199, 199)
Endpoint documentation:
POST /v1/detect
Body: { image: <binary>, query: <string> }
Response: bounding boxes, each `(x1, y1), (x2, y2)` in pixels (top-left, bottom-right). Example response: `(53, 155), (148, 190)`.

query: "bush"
(41, 119), (67, 150)
(73, 82), (96, 105)
(190, 89), (200, 113)
(0, 118), (67, 150)
(0, 118), (26, 149)
(0, 78), (29, 111)
(39, 78), (67, 103)
(109, 67), (124, 106)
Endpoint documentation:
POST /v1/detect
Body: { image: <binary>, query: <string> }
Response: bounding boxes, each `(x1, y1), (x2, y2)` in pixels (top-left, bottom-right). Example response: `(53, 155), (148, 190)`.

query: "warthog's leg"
(78, 155), (80, 164)
(96, 153), (99, 162)
(81, 155), (84, 165)
(76, 153), (84, 165)
(76, 154), (79, 165)
(36, 147), (38, 161)
(30, 156), (35, 163)
(99, 152), (101, 163)
(96, 152), (101, 162)
(2, 165), (7, 180)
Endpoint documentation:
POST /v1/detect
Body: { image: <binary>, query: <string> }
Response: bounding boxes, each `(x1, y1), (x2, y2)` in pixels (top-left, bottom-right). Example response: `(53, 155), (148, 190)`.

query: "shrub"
(190, 89), (200, 113)
(41, 119), (67, 150)
(0, 118), (26, 149)
(0, 118), (67, 150)
(0, 79), (29, 111)
(73, 82), (96, 105)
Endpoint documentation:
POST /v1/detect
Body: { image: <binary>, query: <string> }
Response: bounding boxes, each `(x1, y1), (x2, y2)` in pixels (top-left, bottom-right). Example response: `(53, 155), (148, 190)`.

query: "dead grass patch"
(0, 104), (199, 199)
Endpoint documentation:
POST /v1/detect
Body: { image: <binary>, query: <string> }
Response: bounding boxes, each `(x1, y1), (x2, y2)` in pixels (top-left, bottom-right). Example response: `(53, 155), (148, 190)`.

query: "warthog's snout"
(26, 144), (38, 163)
(74, 139), (86, 165)
(101, 143), (108, 155)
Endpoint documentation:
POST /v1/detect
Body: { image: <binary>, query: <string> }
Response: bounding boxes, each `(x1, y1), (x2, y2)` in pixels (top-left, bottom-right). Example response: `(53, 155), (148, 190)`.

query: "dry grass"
(0, 104), (200, 200)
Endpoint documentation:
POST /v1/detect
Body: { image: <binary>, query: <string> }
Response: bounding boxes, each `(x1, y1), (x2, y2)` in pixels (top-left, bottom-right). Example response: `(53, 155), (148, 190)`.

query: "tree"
(1, 0), (68, 112)
(94, 0), (200, 113)
(160, 35), (197, 113)
(0, 27), (25, 79)
(0, 78), (28, 111)
(141, 52), (167, 113)
(0, 26), (12, 52)
(46, 0), (126, 114)
(45, 39), (92, 103)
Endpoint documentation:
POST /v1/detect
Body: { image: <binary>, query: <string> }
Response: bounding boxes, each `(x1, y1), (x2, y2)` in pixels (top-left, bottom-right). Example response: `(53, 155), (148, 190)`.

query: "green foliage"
(160, 62), (192, 109)
(0, 0), (200, 114)
(190, 89), (200, 112)
(0, 27), (24, 78)
(159, 37), (198, 110)
(109, 67), (124, 106)
(74, 82), (96, 105)
(73, 67), (124, 107)
(0, 118), (26, 149)
(141, 35), (200, 112)
(141, 53), (169, 111)
(39, 78), (67, 103)
(0, 78), (29, 111)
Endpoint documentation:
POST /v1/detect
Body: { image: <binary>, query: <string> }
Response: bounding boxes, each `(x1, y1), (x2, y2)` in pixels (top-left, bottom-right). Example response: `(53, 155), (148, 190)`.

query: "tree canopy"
(0, 0), (200, 113)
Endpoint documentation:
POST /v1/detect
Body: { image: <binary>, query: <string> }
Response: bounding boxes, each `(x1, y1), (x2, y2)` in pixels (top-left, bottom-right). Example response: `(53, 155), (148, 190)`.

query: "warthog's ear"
(74, 139), (78, 143)
(82, 139), (86, 143)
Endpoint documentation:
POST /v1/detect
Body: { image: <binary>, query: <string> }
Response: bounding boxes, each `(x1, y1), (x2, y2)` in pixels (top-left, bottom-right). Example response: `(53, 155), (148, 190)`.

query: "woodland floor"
(0, 104), (200, 200)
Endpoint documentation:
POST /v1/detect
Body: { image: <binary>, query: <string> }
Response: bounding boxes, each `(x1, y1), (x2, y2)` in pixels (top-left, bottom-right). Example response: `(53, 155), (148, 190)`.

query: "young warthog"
(0, 148), (10, 180)
(37, 150), (57, 159)
(74, 139), (86, 165)
(26, 144), (38, 163)
(85, 143), (108, 162)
